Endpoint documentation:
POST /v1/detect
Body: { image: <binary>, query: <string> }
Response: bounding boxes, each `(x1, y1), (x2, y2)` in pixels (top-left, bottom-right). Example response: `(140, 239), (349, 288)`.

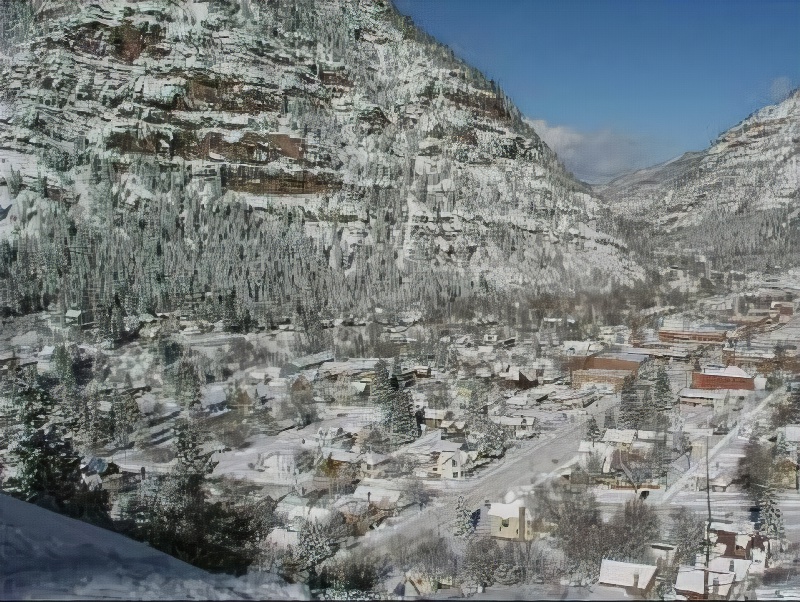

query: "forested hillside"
(599, 89), (800, 271)
(0, 0), (643, 337)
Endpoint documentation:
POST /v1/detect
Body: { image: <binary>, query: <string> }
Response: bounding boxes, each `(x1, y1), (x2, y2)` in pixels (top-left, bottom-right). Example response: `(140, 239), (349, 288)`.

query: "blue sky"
(392, 0), (800, 183)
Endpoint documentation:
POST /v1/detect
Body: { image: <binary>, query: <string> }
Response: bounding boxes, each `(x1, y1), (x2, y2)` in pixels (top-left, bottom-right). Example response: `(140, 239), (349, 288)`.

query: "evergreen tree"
(585, 416), (602, 444)
(454, 495), (474, 537)
(618, 381), (642, 432)
(390, 389), (419, 445)
(370, 359), (394, 418)
(370, 360), (417, 448)
(52, 344), (77, 391)
(112, 392), (140, 448)
(760, 488), (785, 539)
(653, 364), (673, 414)
(6, 380), (110, 524)
(604, 407), (617, 430)
(292, 517), (337, 578)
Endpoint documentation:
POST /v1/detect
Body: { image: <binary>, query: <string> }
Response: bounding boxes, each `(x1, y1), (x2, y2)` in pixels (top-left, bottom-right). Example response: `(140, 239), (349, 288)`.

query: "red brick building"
(691, 365), (754, 391)
(659, 328), (727, 344)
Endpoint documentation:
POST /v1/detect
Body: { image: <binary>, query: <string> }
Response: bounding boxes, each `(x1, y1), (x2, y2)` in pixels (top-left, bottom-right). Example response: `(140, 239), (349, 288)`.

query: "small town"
(1, 0), (800, 600)
(3, 257), (800, 599)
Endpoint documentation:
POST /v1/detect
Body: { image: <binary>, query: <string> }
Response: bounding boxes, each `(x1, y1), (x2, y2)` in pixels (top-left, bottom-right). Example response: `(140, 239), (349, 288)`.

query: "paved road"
(357, 398), (619, 550)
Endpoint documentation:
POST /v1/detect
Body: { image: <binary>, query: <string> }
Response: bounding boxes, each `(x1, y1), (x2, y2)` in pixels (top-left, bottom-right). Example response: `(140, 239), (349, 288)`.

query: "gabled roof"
(701, 365), (751, 379)
(709, 557), (751, 582)
(675, 567), (734, 596)
(598, 559), (657, 589)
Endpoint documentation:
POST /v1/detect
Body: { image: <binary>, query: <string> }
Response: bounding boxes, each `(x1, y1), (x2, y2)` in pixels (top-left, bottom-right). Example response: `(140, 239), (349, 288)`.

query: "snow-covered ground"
(0, 494), (308, 600)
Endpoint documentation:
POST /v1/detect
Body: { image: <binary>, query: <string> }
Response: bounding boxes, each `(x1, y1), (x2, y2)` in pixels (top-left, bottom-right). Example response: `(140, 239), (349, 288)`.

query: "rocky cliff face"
(599, 90), (800, 269)
(0, 0), (641, 323)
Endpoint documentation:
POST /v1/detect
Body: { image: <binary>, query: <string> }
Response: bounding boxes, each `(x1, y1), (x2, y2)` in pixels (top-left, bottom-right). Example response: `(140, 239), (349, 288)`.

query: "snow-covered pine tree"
(454, 495), (474, 537)
(391, 388), (419, 445)
(653, 364), (673, 414)
(6, 378), (109, 524)
(760, 487), (785, 539)
(604, 407), (617, 431)
(370, 359), (394, 420)
(618, 380), (642, 432)
(294, 518), (336, 576)
(585, 416), (601, 444)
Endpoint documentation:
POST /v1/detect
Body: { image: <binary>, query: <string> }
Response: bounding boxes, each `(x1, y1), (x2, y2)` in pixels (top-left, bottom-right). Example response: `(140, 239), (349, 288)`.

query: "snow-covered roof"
(362, 452), (389, 466)
(781, 425), (800, 443)
(353, 485), (401, 506)
(602, 429), (637, 445)
(492, 416), (529, 427)
(701, 365), (751, 379)
(679, 388), (729, 400)
(487, 499), (526, 519)
(288, 350), (335, 369)
(578, 441), (610, 455)
(506, 395), (529, 406)
(708, 557), (751, 582)
(597, 351), (648, 363)
(675, 567), (734, 596)
(202, 384), (227, 408)
(332, 497), (369, 515)
(562, 340), (604, 355)
(598, 559), (657, 588)
(323, 449), (359, 464)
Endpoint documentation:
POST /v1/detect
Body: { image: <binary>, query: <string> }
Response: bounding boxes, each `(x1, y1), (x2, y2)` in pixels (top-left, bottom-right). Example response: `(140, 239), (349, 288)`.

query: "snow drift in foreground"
(0, 494), (308, 600)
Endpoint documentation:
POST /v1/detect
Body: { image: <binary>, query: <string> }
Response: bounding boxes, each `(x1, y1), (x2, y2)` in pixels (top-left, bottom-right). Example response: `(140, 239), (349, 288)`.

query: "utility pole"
(705, 435), (712, 568)
(705, 435), (712, 600)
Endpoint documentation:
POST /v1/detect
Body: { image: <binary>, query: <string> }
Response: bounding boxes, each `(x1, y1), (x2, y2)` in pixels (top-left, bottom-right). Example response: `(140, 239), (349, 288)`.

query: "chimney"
(632, 572), (640, 591)
(518, 506), (526, 542)
(729, 559), (735, 572)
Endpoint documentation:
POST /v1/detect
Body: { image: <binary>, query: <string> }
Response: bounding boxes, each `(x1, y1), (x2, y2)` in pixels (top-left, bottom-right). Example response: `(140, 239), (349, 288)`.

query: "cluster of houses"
(596, 527), (768, 601)
(477, 491), (774, 599)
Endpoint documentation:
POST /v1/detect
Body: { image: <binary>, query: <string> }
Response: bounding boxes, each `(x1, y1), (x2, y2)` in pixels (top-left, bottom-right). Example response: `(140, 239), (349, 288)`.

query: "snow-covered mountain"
(0, 493), (306, 600)
(598, 89), (800, 267)
(0, 0), (641, 320)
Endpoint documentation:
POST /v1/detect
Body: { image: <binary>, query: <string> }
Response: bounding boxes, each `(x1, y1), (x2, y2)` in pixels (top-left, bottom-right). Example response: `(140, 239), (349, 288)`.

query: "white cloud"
(526, 118), (672, 184)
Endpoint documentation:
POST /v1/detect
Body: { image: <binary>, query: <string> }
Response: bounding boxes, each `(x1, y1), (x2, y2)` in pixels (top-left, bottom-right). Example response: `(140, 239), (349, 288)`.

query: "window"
(451, 459), (457, 467)
(501, 519), (509, 528)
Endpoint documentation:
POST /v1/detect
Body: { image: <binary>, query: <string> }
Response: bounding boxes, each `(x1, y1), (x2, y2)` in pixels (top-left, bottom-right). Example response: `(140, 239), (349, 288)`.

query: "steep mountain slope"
(0, 0), (641, 328)
(599, 90), (800, 268)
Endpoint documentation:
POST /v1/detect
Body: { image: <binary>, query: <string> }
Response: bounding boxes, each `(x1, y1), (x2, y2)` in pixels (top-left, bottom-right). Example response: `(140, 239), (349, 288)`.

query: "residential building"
(598, 560), (658, 597)
(486, 499), (536, 541)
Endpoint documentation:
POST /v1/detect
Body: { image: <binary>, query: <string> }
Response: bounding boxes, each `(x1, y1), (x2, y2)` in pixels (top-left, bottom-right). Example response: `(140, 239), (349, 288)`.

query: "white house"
(598, 559), (658, 595)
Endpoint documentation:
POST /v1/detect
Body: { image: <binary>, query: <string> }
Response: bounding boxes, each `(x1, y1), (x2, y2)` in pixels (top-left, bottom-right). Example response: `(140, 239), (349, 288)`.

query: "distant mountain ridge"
(599, 89), (800, 269)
